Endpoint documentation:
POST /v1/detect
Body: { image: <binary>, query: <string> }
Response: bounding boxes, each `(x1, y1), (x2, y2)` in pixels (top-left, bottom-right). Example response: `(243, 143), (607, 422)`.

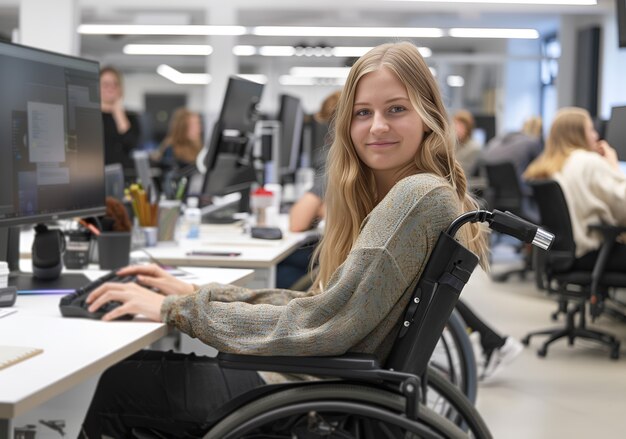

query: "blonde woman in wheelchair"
(80, 42), (487, 437)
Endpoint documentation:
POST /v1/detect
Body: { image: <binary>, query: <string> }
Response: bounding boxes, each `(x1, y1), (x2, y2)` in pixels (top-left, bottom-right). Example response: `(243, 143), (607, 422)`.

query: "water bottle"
(184, 197), (201, 239)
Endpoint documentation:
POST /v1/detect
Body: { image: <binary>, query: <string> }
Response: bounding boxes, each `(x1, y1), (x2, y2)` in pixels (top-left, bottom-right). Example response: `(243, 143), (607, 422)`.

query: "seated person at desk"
(453, 109), (482, 177)
(151, 108), (203, 198)
(524, 106), (626, 269)
(79, 42), (488, 437)
(275, 171), (326, 289)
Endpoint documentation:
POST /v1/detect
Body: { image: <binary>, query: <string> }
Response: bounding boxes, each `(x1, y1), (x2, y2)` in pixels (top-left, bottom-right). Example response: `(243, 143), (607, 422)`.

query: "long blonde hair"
(524, 107), (591, 180)
(313, 42), (487, 290)
(158, 108), (202, 164)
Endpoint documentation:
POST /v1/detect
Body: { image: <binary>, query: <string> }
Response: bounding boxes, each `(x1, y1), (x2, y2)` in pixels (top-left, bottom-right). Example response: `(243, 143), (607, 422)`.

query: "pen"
(77, 218), (100, 236)
(186, 251), (241, 257)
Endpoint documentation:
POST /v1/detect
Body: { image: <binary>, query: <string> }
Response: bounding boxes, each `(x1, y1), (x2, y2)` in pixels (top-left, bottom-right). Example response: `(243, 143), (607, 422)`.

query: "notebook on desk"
(0, 345), (43, 371)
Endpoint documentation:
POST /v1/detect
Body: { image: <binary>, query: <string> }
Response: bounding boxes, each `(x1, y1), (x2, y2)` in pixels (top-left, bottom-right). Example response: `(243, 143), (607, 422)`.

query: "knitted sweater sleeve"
(160, 175), (459, 356)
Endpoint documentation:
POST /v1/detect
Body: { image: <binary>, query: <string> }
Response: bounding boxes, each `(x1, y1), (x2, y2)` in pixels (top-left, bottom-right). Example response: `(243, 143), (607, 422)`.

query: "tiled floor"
(465, 250), (626, 439)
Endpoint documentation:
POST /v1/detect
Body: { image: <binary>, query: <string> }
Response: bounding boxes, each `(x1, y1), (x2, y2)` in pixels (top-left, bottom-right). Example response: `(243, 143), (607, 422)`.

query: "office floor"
(466, 245), (626, 439)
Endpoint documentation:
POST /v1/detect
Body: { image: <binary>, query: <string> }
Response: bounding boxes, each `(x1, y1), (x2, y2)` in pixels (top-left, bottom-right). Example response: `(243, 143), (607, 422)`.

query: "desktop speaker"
(32, 224), (66, 280)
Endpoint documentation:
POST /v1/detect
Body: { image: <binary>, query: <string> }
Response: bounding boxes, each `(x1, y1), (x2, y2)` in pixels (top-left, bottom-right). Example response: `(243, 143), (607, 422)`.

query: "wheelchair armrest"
(217, 352), (413, 384)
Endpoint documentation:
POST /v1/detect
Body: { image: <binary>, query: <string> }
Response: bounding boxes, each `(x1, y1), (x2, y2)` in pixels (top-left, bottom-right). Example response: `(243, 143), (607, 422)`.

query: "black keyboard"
(59, 271), (136, 320)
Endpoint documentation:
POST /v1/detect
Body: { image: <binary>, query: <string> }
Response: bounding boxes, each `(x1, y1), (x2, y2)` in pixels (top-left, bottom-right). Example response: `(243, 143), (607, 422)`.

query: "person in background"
(100, 66), (141, 178)
(453, 109), (482, 177)
(152, 108), (203, 169)
(310, 90), (342, 172)
(79, 42), (488, 437)
(524, 107), (626, 269)
(481, 116), (543, 197)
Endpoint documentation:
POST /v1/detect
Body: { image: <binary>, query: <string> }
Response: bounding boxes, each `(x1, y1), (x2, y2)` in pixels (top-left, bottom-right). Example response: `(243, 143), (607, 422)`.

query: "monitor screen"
(0, 41), (105, 227)
(105, 163), (125, 200)
(277, 94), (304, 178)
(201, 76), (263, 202)
(202, 76), (264, 172)
(605, 106), (626, 160)
(618, 0), (626, 48)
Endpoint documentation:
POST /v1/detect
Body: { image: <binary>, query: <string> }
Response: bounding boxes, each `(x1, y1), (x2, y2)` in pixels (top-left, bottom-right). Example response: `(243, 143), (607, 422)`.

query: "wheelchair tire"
(430, 309), (478, 404)
(425, 367), (492, 439)
(204, 383), (469, 439)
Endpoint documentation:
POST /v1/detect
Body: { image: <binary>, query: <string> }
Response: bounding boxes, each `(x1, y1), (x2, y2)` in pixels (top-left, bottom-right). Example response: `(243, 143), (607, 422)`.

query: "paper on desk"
(0, 308), (17, 319)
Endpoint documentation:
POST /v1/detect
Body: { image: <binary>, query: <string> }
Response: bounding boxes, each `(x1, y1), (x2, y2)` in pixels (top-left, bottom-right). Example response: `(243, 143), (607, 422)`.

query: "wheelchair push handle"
(446, 209), (554, 251)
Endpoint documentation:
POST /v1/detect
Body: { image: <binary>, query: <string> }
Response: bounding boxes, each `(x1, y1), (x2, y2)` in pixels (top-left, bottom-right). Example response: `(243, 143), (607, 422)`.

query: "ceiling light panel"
(123, 44), (213, 55)
(449, 28), (539, 38)
(253, 26), (444, 38)
(384, 0), (595, 4)
(78, 24), (246, 35)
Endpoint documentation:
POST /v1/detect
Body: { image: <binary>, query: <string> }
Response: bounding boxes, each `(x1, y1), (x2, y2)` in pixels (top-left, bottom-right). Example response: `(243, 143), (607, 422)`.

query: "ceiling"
(0, 0), (615, 77)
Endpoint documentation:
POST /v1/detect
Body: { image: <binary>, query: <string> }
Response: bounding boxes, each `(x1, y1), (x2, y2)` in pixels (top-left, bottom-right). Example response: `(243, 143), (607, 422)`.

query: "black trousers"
(80, 350), (265, 439)
(455, 298), (506, 355)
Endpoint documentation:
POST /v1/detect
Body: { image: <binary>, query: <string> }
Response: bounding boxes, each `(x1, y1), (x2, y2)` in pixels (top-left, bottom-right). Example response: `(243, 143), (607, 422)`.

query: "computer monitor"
(201, 76), (263, 220)
(0, 41), (106, 291)
(105, 163), (125, 200)
(277, 94), (305, 182)
(618, 0), (626, 48)
(132, 150), (157, 199)
(605, 106), (626, 160)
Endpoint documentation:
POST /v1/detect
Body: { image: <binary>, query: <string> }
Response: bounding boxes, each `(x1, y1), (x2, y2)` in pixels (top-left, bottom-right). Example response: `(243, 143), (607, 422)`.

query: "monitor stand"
(1, 226), (89, 293)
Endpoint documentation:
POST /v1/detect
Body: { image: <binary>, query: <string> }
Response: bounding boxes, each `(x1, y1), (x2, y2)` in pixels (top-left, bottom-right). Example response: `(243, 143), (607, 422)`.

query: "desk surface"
(143, 223), (313, 269)
(0, 267), (253, 419)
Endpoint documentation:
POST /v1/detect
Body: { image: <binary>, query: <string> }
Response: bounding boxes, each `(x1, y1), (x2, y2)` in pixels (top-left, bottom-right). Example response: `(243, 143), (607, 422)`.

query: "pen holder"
(157, 199), (181, 242)
(98, 232), (131, 270)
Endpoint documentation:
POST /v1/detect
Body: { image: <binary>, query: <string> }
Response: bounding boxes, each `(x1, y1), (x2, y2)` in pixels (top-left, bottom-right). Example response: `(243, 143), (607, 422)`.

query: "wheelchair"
(136, 209), (553, 439)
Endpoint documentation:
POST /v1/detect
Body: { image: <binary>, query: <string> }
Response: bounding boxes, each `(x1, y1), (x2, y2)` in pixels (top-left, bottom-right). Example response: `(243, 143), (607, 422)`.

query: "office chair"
(522, 180), (623, 360)
(129, 209), (551, 438)
(483, 161), (536, 282)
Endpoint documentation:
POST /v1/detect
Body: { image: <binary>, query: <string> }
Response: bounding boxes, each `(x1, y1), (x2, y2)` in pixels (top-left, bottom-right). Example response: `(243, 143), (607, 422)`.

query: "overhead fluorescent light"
(78, 24), (246, 35)
(447, 75), (465, 87)
(237, 74), (268, 84)
(279, 75), (346, 86)
(290, 67), (352, 78)
(253, 26), (444, 38)
(123, 44), (213, 55)
(157, 64), (211, 85)
(233, 45), (431, 58)
(233, 45), (256, 56)
(449, 28), (540, 38)
(384, 0), (595, 4)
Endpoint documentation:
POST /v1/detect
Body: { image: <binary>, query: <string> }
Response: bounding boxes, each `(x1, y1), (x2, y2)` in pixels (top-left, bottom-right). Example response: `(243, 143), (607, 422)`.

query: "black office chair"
(522, 180), (624, 360)
(483, 161), (537, 282)
(130, 210), (551, 438)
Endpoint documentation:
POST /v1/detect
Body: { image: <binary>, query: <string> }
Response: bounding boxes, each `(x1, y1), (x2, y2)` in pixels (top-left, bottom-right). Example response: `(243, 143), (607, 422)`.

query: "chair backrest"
(484, 162), (524, 216)
(385, 232), (479, 377)
(528, 180), (576, 272)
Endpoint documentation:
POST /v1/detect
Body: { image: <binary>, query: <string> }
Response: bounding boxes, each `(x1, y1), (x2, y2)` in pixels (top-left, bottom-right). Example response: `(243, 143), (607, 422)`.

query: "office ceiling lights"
(80, 25), (538, 39)
(234, 45), (432, 57)
(156, 65), (267, 85)
(386, 0), (595, 3)
(123, 44), (213, 55)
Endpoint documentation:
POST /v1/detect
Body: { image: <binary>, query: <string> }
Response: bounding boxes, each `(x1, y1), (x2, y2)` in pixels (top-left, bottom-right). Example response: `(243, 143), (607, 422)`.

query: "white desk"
(142, 223), (314, 288)
(0, 267), (253, 439)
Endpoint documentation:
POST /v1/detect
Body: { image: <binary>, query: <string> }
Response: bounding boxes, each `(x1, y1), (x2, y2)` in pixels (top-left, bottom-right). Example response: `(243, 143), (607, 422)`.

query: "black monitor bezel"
(277, 93), (305, 177)
(0, 40), (106, 227)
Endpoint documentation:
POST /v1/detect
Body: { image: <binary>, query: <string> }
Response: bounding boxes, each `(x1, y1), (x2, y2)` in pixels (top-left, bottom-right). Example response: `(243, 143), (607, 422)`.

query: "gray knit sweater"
(161, 173), (461, 363)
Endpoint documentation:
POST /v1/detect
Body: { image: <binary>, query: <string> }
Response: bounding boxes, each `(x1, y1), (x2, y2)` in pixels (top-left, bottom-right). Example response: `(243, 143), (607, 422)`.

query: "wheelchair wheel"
(429, 309), (478, 403)
(204, 383), (470, 439)
(424, 367), (492, 438)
